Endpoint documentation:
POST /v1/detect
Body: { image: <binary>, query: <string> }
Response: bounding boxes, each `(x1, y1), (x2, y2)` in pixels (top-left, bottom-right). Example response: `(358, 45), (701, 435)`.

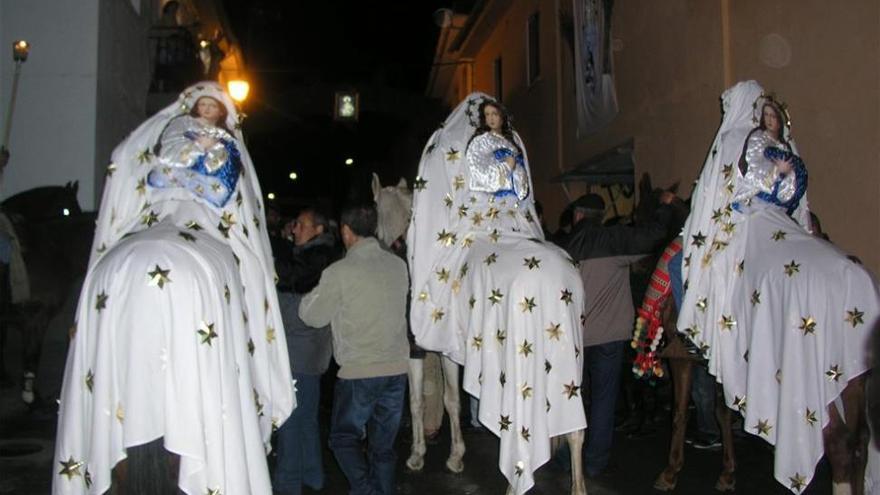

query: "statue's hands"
(773, 158), (793, 175)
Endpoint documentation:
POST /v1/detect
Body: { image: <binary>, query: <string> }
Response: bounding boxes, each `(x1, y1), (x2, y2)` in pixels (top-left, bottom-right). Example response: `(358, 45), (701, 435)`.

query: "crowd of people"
(46, 80), (878, 495)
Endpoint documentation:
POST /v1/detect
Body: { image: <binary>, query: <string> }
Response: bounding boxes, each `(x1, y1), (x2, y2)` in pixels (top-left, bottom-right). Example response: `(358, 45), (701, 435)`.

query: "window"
(494, 57), (503, 101)
(527, 12), (540, 85)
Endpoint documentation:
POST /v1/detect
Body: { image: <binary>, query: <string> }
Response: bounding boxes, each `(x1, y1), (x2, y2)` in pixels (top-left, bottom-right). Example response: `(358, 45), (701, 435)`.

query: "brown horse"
(650, 245), (870, 494)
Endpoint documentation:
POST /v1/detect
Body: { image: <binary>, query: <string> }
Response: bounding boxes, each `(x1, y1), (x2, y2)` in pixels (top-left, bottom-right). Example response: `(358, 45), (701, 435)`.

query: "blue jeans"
(329, 374), (406, 495)
(274, 373), (324, 495)
(691, 364), (720, 440)
(583, 340), (625, 476)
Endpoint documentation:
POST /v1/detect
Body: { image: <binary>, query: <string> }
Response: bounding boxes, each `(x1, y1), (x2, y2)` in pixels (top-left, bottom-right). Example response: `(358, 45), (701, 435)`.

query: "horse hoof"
(715, 476), (735, 492)
(406, 456), (424, 472)
(653, 472), (677, 491)
(445, 458), (464, 474)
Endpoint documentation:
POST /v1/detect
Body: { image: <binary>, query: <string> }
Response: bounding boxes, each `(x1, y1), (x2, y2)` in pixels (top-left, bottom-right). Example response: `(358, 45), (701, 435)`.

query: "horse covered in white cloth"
(406, 93), (587, 495)
(372, 173), (466, 474)
(52, 82), (294, 495)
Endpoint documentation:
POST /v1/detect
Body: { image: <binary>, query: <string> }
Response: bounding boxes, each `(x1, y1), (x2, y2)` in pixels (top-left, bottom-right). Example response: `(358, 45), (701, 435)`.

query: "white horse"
(373, 173), (466, 473)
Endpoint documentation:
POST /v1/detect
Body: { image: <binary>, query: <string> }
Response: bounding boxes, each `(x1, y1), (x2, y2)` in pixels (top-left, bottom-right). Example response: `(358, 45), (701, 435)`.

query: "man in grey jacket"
(299, 202), (409, 495)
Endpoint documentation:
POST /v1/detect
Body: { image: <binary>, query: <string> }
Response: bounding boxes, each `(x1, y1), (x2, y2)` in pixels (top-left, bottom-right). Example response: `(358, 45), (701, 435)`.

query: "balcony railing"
(148, 26), (203, 93)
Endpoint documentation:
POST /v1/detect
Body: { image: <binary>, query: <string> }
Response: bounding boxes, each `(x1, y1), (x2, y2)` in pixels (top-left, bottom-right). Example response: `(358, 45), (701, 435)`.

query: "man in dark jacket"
(558, 192), (675, 478)
(273, 207), (340, 495)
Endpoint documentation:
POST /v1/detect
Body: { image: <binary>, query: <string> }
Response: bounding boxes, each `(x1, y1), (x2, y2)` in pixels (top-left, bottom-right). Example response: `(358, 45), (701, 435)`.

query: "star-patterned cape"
(53, 83), (294, 495)
(678, 80), (880, 493)
(406, 93), (586, 494)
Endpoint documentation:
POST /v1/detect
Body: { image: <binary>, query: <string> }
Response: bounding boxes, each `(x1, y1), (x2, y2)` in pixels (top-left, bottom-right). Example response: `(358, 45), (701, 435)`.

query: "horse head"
(2, 181), (83, 223)
(372, 173), (413, 247)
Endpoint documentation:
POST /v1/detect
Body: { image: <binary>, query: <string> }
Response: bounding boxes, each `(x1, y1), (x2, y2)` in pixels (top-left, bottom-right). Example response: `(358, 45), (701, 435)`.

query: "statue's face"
(484, 104), (503, 132)
(196, 97), (223, 124)
(762, 104), (781, 138)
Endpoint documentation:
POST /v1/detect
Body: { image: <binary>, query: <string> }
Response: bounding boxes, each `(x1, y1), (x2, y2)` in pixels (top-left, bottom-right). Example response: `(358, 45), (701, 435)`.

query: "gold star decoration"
(519, 296), (536, 313)
(518, 339), (533, 357)
(453, 175), (465, 190)
(751, 290), (761, 306)
(546, 322), (563, 341)
(521, 426), (531, 441)
(563, 381), (580, 399)
(95, 291), (109, 311)
(500, 371), (506, 386)
(722, 163), (733, 180)
(136, 177), (147, 195)
(197, 321), (218, 346)
(436, 268), (450, 283)
(437, 229), (456, 246)
(458, 205), (469, 218)
(722, 222), (737, 235)
(206, 487), (222, 495)
(523, 257), (541, 270)
(470, 211), (484, 226)
(413, 176), (428, 191)
(471, 336), (483, 350)
(141, 210), (159, 227)
(684, 255), (691, 267)
(459, 262), (469, 278)
(691, 231), (707, 248)
(772, 230), (787, 241)
(223, 285), (230, 304)
(266, 326), (276, 343)
(484, 252), (498, 265)
(826, 364), (843, 382)
(735, 259), (745, 274)
(431, 308), (445, 322)
(220, 211), (237, 226)
(711, 239), (728, 252)
(468, 296), (476, 309)
(451, 279), (462, 294)
(804, 408), (817, 427)
(520, 383), (533, 400)
(711, 208), (724, 223)
(696, 297), (708, 312)
(733, 395), (746, 412)
(499, 414), (512, 431)
(58, 456), (84, 480)
(116, 402), (125, 423)
(106, 163), (117, 177)
(85, 369), (94, 392)
(486, 206), (500, 220)
(788, 473), (807, 492)
(798, 316), (817, 336)
(85, 468), (92, 488)
(462, 235), (474, 248)
(495, 329), (507, 346)
(96, 243), (107, 255)
(247, 338), (255, 356)
(253, 388), (264, 416)
(147, 264), (171, 289)
(137, 148), (153, 164)
(514, 461), (524, 477)
(845, 308), (865, 328)
(186, 220), (203, 231)
(446, 147), (460, 161)
(488, 229), (501, 243)
(252, 214), (261, 229)
(560, 289), (573, 305)
(488, 288), (504, 305)
(684, 326), (700, 339)
(719, 315), (736, 331)
(178, 231), (197, 242)
(544, 360), (552, 373)
(784, 260), (801, 277)
(754, 418), (772, 436)
(443, 194), (453, 208)
(418, 291), (429, 302)
(236, 192), (243, 207)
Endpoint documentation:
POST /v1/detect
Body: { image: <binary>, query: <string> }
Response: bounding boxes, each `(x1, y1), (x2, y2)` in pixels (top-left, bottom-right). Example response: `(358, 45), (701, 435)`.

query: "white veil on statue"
(54, 82), (294, 495)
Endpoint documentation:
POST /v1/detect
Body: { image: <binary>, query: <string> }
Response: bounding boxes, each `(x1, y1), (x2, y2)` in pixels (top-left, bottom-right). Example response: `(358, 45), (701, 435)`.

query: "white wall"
(0, 0), (100, 208)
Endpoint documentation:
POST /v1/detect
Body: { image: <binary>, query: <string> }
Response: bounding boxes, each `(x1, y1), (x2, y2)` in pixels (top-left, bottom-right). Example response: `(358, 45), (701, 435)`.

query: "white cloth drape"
(678, 80), (879, 493)
(53, 82), (294, 495)
(407, 93), (586, 494)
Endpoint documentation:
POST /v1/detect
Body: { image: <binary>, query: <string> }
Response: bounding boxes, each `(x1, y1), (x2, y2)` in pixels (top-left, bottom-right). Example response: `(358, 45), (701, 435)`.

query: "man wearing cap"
(558, 191), (676, 478)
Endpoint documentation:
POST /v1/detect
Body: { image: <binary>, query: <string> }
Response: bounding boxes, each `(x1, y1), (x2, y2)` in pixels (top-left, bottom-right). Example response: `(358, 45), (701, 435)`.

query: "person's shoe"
(687, 435), (722, 450)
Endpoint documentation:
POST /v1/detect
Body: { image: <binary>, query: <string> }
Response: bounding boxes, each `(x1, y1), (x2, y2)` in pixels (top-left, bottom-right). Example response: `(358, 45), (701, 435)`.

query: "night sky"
(220, 1), (474, 214)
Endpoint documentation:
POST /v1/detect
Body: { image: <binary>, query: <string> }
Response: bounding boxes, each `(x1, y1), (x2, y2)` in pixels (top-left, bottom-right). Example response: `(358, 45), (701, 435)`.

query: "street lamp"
(227, 80), (250, 104)
(3, 40), (30, 151)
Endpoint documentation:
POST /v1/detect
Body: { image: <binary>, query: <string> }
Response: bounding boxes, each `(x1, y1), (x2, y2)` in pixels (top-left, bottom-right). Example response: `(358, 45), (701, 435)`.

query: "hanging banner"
(573, 0), (618, 136)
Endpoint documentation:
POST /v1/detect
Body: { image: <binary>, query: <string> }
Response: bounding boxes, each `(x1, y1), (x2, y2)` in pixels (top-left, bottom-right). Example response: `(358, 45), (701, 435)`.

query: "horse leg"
(406, 358), (427, 471)
(654, 357), (694, 491)
(110, 438), (180, 494)
(714, 383), (736, 492)
(824, 376), (867, 495)
(20, 301), (48, 404)
(440, 355), (465, 473)
(566, 428), (587, 495)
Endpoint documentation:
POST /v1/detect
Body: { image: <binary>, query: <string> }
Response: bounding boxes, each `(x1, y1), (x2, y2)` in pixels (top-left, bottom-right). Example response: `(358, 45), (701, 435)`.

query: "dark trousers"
(583, 340), (625, 475)
(691, 364), (720, 440)
(274, 373), (324, 495)
(329, 374), (406, 495)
